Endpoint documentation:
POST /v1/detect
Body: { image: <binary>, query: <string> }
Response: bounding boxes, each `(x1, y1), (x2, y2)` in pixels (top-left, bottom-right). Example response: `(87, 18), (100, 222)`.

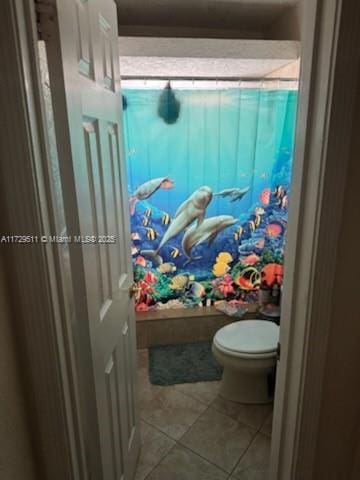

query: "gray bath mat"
(149, 341), (223, 386)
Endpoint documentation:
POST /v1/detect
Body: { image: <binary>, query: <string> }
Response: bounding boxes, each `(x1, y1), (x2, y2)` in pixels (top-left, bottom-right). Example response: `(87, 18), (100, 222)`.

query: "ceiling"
(120, 56), (300, 79)
(117, 1), (301, 79)
(118, 37), (300, 78)
(115, 0), (300, 39)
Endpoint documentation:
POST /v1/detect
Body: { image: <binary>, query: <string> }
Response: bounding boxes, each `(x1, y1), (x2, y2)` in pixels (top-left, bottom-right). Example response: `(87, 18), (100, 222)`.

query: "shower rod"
(121, 76), (298, 82)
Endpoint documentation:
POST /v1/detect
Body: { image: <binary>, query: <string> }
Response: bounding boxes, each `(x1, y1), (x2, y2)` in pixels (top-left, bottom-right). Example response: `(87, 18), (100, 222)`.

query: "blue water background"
(122, 87), (298, 302)
(124, 89), (297, 215)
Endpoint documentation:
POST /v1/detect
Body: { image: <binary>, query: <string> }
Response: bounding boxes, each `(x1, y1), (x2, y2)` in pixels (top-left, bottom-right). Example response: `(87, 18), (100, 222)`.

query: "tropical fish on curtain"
(122, 86), (298, 311)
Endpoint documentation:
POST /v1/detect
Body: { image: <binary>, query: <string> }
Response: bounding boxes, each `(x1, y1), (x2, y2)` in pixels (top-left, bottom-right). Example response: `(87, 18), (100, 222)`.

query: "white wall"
(116, 0), (300, 40)
(266, 59), (300, 79)
(266, 4), (302, 40)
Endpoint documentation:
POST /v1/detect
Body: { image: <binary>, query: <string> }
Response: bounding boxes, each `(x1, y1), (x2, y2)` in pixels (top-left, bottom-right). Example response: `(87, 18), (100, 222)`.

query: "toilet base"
(219, 366), (275, 404)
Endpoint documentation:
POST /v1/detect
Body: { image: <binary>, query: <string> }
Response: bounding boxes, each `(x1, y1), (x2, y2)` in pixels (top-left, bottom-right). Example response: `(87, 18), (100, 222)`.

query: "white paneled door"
(43, 0), (140, 478)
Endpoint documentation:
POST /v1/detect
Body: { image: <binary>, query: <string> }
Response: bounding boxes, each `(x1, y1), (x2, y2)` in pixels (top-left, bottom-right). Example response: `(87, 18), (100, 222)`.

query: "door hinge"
(276, 342), (281, 362)
(34, 0), (57, 42)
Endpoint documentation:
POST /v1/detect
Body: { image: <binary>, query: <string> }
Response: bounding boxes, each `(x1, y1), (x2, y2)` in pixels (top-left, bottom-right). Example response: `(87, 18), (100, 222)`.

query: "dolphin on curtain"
(213, 186), (250, 202)
(141, 186), (213, 265)
(182, 215), (237, 266)
(129, 176), (174, 215)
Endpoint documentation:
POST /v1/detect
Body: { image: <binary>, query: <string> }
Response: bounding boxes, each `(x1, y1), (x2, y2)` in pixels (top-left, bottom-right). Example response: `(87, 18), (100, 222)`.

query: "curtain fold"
(122, 85), (298, 310)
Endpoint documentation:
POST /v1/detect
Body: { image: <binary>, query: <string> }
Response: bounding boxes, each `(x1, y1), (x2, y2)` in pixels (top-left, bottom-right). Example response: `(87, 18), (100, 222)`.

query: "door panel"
(75, 0), (93, 78)
(98, 14), (115, 90)
(44, 0), (140, 478)
(104, 353), (125, 480)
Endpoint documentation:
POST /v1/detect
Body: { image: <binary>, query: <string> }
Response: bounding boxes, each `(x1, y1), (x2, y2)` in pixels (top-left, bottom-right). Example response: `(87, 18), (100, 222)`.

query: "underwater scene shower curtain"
(122, 85), (298, 311)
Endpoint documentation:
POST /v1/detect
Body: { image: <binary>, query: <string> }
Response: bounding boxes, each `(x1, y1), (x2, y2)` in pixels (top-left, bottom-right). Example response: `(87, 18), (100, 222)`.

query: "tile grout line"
(141, 410), (231, 479)
(139, 399), (207, 444)
(141, 368), (217, 408)
(175, 404), (260, 477)
(258, 411), (273, 437)
(179, 443), (231, 476)
(142, 440), (178, 480)
(142, 406), (232, 477)
(140, 417), (182, 443)
(227, 416), (273, 479)
(205, 404), (260, 435)
(138, 370), (180, 480)
(175, 405), (232, 476)
(227, 427), (259, 479)
(171, 377), (274, 436)
(140, 350), (272, 432)
(151, 375), (220, 402)
(173, 383), (220, 407)
(138, 353), (273, 479)
(209, 398), (274, 432)
(139, 387), (271, 476)
(140, 419), (271, 480)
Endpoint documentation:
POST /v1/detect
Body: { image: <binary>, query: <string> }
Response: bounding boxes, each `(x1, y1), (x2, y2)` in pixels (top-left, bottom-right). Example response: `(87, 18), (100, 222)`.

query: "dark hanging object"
(157, 81), (181, 124)
(122, 94), (128, 111)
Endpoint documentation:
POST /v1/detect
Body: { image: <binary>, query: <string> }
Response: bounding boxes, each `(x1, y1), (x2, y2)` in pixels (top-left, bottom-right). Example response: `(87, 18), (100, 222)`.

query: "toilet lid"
(214, 320), (279, 355)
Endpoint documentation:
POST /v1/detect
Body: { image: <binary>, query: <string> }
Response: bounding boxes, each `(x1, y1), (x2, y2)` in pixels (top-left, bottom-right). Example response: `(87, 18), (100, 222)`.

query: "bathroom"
(34, 0), (301, 477)
(4, 0), (360, 479)
(118, 10), (300, 479)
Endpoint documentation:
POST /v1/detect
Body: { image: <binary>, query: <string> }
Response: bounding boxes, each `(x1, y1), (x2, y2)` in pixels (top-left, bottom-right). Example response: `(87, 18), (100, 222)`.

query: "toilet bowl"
(212, 319), (279, 404)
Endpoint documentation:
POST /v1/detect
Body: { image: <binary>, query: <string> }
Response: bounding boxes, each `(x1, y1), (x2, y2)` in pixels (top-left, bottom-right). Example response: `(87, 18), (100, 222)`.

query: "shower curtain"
(122, 84), (298, 311)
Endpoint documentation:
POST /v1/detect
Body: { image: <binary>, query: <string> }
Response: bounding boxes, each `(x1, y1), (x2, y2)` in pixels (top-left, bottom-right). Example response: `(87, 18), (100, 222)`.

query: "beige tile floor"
(135, 349), (273, 480)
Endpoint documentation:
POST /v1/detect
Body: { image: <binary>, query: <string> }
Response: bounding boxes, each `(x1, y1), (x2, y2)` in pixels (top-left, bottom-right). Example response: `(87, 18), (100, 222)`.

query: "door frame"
(1, 0), (359, 479)
(270, 0), (360, 478)
(1, 0), (86, 479)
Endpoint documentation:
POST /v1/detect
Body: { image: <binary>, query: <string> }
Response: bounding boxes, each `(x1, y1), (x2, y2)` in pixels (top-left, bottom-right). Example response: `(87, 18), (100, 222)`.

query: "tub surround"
(136, 304), (260, 348)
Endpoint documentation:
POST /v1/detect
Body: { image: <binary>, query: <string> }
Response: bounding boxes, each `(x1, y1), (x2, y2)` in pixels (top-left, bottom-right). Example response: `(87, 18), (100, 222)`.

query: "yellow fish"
(170, 274), (189, 290)
(144, 208), (152, 217)
(170, 247), (181, 258)
(162, 213), (171, 225)
(142, 216), (150, 227)
(212, 262), (231, 277)
(233, 226), (243, 240)
(255, 207), (265, 215)
(254, 213), (262, 227)
(274, 185), (285, 198)
(157, 262), (177, 274)
(248, 220), (256, 232)
(216, 252), (233, 264)
(145, 227), (157, 241)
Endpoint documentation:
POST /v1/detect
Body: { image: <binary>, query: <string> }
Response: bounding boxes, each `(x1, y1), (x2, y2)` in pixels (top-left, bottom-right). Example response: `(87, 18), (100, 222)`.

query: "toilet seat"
(213, 320), (279, 359)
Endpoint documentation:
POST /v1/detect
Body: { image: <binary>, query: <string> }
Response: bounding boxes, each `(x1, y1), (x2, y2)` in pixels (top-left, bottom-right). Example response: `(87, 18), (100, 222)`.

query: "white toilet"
(212, 319), (279, 404)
